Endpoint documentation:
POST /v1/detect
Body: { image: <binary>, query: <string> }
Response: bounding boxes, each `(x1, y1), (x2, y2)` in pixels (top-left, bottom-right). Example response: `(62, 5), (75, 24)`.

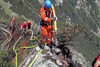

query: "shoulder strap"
(44, 7), (52, 18)
(44, 7), (47, 17)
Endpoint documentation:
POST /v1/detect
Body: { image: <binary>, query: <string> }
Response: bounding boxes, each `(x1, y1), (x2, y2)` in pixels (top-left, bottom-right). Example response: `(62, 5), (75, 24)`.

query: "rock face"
(72, 48), (91, 67)
(20, 46), (59, 67)
(38, 0), (44, 5)
(55, 0), (63, 6)
(0, 0), (100, 67)
(0, 0), (18, 17)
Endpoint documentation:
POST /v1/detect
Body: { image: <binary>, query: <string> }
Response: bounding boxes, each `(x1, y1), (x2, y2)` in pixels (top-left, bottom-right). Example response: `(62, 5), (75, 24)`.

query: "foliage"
(0, 51), (14, 67)
(0, 5), (11, 24)
(59, 23), (100, 62)
(1, 0), (100, 64)
(3, 0), (41, 23)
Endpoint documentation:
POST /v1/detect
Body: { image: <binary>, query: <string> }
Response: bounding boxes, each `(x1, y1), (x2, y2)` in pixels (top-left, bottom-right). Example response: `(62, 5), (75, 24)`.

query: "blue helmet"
(45, 0), (52, 9)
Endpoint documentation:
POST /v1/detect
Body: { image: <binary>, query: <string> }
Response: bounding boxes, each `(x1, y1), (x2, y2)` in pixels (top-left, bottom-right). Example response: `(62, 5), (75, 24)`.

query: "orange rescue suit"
(40, 7), (55, 45)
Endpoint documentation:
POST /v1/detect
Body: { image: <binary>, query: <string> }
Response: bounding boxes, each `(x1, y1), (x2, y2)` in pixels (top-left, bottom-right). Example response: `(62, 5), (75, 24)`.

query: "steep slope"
(0, 0), (100, 67)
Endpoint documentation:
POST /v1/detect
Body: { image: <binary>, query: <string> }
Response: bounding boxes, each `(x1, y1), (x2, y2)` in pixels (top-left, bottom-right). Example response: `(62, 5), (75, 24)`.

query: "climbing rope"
(0, 27), (12, 48)
(0, 27), (11, 36)
(52, 5), (57, 31)
(51, 5), (58, 45)
(28, 43), (47, 67)
(13, 30), (40, 67)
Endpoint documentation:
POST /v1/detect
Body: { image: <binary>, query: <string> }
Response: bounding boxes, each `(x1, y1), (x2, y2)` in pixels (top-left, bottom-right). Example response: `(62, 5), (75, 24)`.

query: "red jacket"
(26, 23), (32, 27)
(20, 23), (26, 28)
(96, 55), (100, 61)
(10, 20), (14, 26)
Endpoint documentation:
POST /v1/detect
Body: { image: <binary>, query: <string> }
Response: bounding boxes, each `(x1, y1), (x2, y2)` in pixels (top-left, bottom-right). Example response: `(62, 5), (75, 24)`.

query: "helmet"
(24, 21), (26, 24)
(45, 0), (51, 9)
(13, 17), (15, 20)
(28, 20), (30, 23)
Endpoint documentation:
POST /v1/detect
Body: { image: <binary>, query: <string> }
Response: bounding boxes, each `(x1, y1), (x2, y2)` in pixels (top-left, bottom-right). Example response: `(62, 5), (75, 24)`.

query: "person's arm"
(20, 26), (23, 29)
(94, 60), (100, 67)
(26, 23), (28, 30)
(40, 8), (51, 23)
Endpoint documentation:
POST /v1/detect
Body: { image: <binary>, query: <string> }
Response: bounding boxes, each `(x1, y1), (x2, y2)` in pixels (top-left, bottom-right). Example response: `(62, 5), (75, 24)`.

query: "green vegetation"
(0, 51), (14, 67)
(0, 5), (11, 24)
(4, 0), (41, 23)
(60, 23), (100, 62)
(0, 0), (100, 65)
(73, 33), (100, 62)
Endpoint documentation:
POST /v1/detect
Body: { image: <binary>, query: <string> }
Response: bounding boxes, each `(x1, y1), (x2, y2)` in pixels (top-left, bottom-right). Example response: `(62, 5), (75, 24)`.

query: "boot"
(40, 44), (44, 49)
(23, 34), (25, 38)
(49, 44), (53, 53)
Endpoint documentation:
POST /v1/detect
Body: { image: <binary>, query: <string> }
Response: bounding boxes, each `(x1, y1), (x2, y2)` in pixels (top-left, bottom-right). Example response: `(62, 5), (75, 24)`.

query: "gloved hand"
(51, 17), (57, 22)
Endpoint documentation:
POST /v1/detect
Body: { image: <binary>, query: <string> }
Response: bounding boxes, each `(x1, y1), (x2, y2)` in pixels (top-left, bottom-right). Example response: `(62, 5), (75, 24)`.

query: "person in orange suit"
(10, 17), (15, 34)
(20, 22), (27, 37)
(40, 0), (57, 50)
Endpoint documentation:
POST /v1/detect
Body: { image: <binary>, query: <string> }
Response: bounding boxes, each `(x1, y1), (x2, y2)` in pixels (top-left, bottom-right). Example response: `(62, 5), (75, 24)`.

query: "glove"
(51, 17), (57, 22)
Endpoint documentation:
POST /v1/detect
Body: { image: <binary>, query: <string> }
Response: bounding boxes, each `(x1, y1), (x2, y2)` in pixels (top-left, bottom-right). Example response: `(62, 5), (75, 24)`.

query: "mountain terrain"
(0, 0), (100, 67)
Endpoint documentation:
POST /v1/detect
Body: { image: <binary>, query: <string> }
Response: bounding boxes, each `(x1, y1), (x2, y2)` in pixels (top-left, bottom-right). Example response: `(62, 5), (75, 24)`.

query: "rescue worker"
(20, 22), (27, 37)
(92, 54), (100, 67)
(10, 17), (15, 34)
(26, 20), (32, 30)
(40, 0), (57, 49)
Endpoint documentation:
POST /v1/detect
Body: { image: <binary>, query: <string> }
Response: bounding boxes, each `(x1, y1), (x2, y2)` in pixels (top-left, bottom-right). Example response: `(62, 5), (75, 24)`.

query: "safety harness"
(41, 7), (53, 26)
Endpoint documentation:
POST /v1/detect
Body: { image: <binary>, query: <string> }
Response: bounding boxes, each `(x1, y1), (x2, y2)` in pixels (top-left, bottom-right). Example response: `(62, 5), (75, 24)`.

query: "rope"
(13, 30), (40, 67)
(51, 5), (57, 31)
(51, 5), (58, 45)
(1, 27), (41, 67)
(0, 27), (11, 36)
(15, 45), (37, 51)
(0, 27), (12, 48)
(28, 43), (47, 67)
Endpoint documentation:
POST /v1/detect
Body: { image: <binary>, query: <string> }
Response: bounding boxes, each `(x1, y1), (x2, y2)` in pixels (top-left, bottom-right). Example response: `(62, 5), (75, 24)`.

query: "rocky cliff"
(0, 0), (100, 67)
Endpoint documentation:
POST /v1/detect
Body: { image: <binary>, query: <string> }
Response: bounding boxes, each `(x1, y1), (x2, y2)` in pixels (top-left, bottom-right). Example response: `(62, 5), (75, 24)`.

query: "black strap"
(41, 7), (52, 26)
(28, 23), (30, 27)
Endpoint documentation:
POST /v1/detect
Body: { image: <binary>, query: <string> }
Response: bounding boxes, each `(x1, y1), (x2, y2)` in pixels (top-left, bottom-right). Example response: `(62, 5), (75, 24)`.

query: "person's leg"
(41, 26), (47, 48)
(47, 25), (53, 52)
(47, 25), (52, 45)
(23, 28), (26, 37)
(10, 26), (12, 34)
(12, 26), (15, 34)
(10, 30), (12, 34)
(47, 25), (54, 44)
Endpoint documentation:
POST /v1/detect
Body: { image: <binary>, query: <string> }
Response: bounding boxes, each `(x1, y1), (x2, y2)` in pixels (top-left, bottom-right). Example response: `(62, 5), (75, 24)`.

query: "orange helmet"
(13, 17), (15, 20)
(28, 20), (30, 23)
(24, 21), (26, 24)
